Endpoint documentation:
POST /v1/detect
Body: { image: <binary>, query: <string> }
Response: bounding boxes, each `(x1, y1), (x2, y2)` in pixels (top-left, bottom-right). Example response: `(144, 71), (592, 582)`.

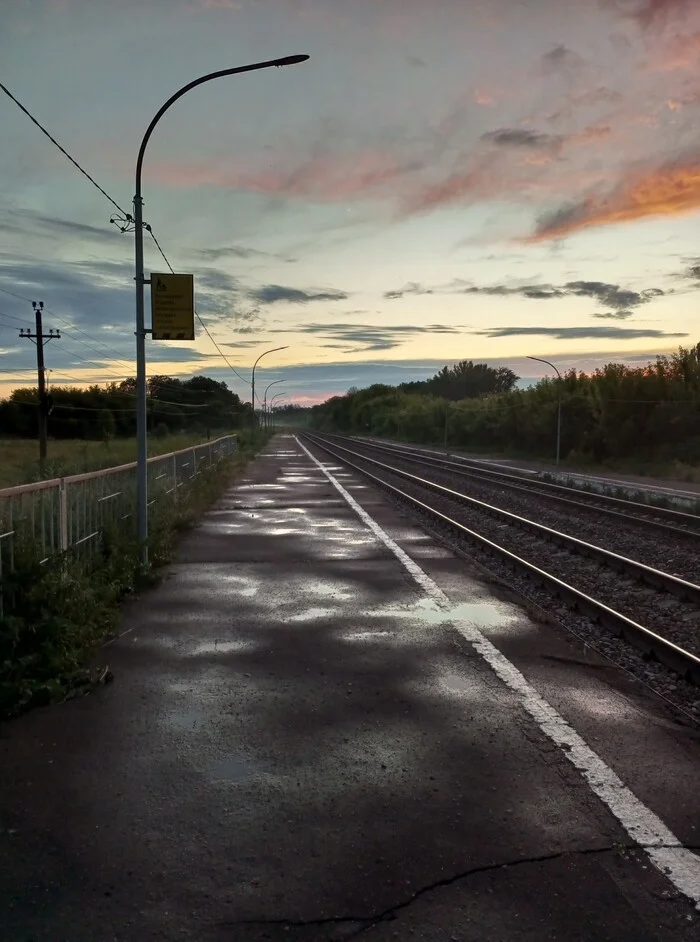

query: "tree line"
(309, 347), (700, 474)
(0, 375), (252, 441)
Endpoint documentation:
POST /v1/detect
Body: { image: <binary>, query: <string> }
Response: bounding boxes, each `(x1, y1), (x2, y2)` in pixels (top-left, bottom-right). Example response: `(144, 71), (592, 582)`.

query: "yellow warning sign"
(151, 273), (195, 341)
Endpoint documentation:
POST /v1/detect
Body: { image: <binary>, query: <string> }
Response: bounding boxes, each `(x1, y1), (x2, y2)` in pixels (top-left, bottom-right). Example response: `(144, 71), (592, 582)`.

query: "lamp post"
(262, 378), (286, 428)
(251, 346), (288, 428)
(131, 55), (308, 567)
(269, 393), (287, 430)
(527, 355), (562, 467)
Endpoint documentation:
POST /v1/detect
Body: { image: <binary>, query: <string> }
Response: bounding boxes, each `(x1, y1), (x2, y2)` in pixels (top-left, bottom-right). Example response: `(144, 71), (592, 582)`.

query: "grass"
(0, 432), (234, 488)
(0, 428), (271, 719)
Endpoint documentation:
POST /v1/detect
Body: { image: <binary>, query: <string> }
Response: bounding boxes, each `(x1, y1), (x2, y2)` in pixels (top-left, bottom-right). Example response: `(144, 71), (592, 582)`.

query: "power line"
(146, 230), (252, 391)
(0, 81), (128, 216)
(1, 286), (138, 376)
(0, 85), (254, 398)
(8, 399), (206, 416)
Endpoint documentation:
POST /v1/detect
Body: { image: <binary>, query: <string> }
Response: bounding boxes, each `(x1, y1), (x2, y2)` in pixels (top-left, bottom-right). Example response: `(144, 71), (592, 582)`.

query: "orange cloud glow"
(150, 151), (416, 202)
(648, 31), (700, 71)
(528, 160), (700, 241)
(473, 89), (495, 106)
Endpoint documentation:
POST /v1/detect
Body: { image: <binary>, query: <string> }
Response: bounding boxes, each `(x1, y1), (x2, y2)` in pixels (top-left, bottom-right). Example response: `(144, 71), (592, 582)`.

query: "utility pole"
(19, 301), (60, 472)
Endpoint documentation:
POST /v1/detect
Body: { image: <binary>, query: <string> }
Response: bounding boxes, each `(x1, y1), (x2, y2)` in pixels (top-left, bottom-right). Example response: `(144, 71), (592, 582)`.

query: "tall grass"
(0, 429), (270, 718)
(0, 432), (229, 488)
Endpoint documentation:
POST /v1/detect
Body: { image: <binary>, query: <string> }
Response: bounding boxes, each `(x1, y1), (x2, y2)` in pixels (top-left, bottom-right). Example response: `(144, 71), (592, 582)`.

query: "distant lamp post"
(527, 355), (562, 467)
(262, 378), (286, 428)
(270, 393), (287, 429)
(129, 55), (308, 566)
(251, 346), (288, 427)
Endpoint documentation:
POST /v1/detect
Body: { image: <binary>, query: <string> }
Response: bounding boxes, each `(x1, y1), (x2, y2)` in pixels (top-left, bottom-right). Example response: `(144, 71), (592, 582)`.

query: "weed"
(0, 430), (271, 718)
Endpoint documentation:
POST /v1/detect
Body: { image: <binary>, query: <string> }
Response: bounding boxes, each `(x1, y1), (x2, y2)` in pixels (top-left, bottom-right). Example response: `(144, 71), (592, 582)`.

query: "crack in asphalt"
(218, 842), (700, 937)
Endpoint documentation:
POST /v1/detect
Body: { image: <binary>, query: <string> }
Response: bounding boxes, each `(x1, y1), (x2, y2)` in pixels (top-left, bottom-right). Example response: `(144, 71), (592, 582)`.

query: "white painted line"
(296, 436), (700, 909)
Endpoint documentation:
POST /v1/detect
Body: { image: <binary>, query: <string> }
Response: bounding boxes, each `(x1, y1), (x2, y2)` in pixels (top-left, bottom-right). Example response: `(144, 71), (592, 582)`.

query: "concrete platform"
(1, 434), (699, 941)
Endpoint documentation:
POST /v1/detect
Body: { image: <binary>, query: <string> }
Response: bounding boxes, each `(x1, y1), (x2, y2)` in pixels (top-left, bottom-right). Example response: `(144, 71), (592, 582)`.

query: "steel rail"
(350, 435), (700, 531)
(344, 436), (700, 541)
(302, 432), (700, 685)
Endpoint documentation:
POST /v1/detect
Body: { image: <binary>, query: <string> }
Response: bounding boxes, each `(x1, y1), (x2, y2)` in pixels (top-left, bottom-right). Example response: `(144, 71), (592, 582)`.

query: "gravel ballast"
(304, 434), (700, 724)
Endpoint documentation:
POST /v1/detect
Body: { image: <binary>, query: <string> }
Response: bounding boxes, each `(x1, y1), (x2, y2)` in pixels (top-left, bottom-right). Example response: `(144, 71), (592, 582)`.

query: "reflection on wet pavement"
(211, 756), (254, 783)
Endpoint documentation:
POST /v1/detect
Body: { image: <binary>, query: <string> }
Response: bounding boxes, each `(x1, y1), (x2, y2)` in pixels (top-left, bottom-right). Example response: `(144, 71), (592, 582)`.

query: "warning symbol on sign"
(150, 272), (195, 341)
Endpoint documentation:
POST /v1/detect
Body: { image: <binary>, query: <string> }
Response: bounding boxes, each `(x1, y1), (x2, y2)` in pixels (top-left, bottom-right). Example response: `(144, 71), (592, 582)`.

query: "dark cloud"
(193, 268), (238, 294)
(603, 0), (694, 30)
(194, 245), (269, 262)
(248, 284), (349, 305)
(565, 281), (663, 310)
(0, 207), (125, 245)
(384, 277), (664, 318)
(534, 202), (588, 239)
(541, 44), (586, 72)
(194, 244), (296, 264)
(683, 258), (700, 280)
(474, 326), (686, 340)
(273, 321), (465, 352)
(460, 283), (566, 299)
(383, 282), (433, 300)
(482, 129), (560, 149)
(591, 310), (634, 320)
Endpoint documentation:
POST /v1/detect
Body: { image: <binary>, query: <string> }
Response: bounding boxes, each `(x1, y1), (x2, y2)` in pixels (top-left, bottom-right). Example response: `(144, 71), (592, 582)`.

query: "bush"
(0, 430), (272, 718)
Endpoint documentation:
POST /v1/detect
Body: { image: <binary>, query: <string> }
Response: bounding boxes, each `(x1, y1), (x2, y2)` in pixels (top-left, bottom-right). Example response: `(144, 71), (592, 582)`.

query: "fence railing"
(0, 435), (237, 607)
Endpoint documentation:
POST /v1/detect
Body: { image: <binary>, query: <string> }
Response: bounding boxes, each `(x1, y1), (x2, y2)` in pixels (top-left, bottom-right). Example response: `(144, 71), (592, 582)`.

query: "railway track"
(301, 431), (700, 686)
(350, 435), (700, 538)
(336, 435), (700, 587)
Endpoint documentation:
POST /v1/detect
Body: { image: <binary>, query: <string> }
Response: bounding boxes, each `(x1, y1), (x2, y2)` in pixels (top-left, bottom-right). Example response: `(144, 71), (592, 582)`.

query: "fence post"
(172, 454), (178, 501)
(59, 479), (69, 553)
(191, 447), (197, 478)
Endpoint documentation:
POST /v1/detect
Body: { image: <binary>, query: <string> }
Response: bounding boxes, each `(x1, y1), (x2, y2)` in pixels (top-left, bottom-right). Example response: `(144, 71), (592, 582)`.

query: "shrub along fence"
(0, 435), (237, 615)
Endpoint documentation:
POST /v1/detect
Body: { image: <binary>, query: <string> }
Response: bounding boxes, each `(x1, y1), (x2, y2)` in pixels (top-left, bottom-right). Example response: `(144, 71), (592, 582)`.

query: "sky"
(1, 0), (699, 406)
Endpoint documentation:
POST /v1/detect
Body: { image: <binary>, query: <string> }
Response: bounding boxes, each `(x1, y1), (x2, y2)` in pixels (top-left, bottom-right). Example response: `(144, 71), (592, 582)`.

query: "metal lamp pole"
(251, 346), (288, 428)
(131, 56), (307, 566)
(269, 394), (287, 430)
(262, 378), (286, 428)
(527, 355), (562, 467)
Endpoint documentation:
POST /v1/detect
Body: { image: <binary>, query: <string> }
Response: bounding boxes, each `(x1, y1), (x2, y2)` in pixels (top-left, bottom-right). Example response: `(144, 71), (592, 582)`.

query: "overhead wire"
(0, 83), (254, 398)
(146, 231), (252, 392)
(0, 80), (128, 216)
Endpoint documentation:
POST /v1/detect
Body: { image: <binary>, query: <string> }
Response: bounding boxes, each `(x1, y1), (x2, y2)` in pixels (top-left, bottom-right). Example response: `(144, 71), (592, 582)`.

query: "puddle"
(236, 484), (286, 490)
(343, 630), (396, 643)
(190, 639), (257, 655)
(211, 756), (253, 783)
(440, 671), (475, 696)
(307, 580), (354, 600)
(212, 575), (260, 597)
(409, 597), (517, 631)
(287, 607), (336, 623)
(166, 710), (200, 730)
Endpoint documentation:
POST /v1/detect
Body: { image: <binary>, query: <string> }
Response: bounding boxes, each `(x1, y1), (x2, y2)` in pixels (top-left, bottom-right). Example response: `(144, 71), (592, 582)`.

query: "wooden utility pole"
(19, 301), (60, 471)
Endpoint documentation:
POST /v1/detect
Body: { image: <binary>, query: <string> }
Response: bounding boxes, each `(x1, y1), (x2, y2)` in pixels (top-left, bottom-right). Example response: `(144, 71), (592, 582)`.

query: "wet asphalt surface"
(1, 435), (699, 941)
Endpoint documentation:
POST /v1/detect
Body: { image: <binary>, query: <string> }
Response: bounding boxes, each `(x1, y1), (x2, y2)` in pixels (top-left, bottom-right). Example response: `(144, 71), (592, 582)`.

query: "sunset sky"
(1, 0), (699, 405)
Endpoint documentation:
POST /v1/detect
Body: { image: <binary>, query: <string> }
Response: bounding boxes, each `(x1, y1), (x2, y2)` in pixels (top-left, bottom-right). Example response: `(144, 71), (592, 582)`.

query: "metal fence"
(0, 435), (237, 607)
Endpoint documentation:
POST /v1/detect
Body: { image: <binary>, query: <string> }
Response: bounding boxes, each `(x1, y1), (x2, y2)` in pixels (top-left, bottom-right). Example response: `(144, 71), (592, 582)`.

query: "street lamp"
(131, 55), (308, 566)
(251, 346), (288, 427)
(262, 378), (286, 428)
(527, 355), (562, 467)
(270, 394), (287, 429)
